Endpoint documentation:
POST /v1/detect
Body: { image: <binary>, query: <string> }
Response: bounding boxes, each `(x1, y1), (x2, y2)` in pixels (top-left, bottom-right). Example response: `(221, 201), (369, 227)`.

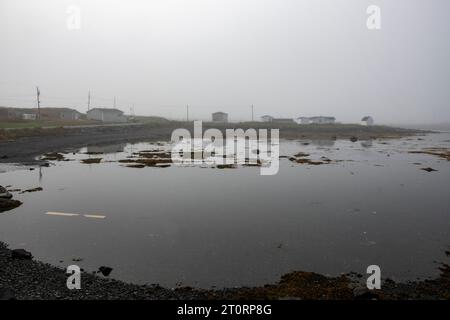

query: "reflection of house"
(272, 118), (295, 124)
(261, 115), (274, 122)
(212, 112), (228, 122)
(361, 116), (374, 126)
(297, 116), (336, 124)
(87, 108), (127, 123)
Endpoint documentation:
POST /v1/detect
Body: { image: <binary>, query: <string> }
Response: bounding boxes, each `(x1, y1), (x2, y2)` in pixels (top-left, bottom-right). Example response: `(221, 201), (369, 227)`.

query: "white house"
(87, 108), (127, 123)
(22, 113), (37, 120)
(261, 115), (274, 122)
(297, 117), (311, 124)
(361, 116), (374, 126)
(212, 112), (228, 122)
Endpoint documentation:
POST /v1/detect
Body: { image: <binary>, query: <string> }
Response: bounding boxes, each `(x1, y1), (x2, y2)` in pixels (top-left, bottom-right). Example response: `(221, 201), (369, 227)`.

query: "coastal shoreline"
(2, 123), (447, 300)
(0, 242), (448, 300)
(0, 122), (426, 165)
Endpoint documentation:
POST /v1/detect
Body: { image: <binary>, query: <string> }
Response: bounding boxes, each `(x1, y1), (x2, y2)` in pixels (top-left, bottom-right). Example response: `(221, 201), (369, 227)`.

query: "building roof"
(88, 108), (124, 114)
(40, 107), (82, 115)
(212, 111), (228, 115)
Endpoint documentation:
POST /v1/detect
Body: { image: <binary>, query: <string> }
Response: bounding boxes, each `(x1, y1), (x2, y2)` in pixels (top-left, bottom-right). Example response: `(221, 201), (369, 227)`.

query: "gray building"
(212, 112), (228, 122)
(261, 115), (274, 122)
(87, 108), (127, 123)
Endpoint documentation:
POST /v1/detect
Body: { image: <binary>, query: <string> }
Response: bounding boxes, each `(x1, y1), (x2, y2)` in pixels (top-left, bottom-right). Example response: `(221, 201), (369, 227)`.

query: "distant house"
(0, 107), (29, 120)
(40, 108), (82, 121)
(87, 108), (127, 123)
(272, 118), (295, 124)
(297, 117), (311, 124)
(361, 116), (374, 126)
(261, 115), (274, 122)
(298, 116), (335, 124)
(22, 114), (37, 120)
(212, 112), (228, 123)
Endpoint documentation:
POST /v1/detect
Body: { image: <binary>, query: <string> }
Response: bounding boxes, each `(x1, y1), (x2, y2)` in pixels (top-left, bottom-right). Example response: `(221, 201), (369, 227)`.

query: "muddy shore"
(0, 122), (425, 165)
(0, 242), (448, 300)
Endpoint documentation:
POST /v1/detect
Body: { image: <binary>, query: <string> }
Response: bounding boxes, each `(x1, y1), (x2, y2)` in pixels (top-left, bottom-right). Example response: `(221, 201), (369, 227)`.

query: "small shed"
(87, 108), (127, 123)
(361, 116), (374, 126)
(212, 112), (228, 123)
(261, 115), (274, 122)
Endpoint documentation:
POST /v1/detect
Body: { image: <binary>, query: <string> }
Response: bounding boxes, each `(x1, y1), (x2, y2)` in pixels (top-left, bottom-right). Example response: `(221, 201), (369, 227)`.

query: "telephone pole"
(36, 86), (41, 120)
(87, 90), (91, 111)
(113, 96), (116, 108)
(251, 104), (254, 122)
(186, 105), (189, 121)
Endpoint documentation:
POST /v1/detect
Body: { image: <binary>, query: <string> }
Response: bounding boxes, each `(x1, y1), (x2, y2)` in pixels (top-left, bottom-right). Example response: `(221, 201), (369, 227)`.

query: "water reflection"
(0, 134), (449, 288)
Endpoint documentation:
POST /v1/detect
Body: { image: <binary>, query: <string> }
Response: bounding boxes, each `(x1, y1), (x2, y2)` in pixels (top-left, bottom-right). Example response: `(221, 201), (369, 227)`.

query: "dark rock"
(350, 136), (358, 142)
(42, 152), (65, 161)
(98, 266), (113, 276)
(354, 289), (379, 300)
(81, 158), (102, 164)
(19, 187), (43, 194)
(0, 198), (22, 212)
(421, 167), (437, 172)
(11, 249), (33, 260)
(0, 186), (13, 199)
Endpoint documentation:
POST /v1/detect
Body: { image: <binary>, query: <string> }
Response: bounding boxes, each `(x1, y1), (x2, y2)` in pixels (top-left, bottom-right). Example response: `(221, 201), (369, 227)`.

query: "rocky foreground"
(0, 242), (448, 300)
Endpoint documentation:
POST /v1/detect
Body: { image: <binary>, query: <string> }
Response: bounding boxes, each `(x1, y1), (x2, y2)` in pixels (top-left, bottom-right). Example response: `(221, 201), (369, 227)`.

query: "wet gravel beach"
(1, 242), (448, 300)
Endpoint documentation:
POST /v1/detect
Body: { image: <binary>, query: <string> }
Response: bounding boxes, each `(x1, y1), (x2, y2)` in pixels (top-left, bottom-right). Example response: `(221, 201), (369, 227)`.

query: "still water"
(1, 134), (449, 288)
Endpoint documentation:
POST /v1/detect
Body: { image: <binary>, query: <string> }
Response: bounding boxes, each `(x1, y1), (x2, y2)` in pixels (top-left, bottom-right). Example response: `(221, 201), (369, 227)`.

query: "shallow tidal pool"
(1, 133), (450, 288)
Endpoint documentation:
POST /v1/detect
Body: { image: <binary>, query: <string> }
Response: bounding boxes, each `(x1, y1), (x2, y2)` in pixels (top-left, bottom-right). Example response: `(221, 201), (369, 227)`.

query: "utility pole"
(36, 86), (41, 121)
(251, 104), (254, 122)
(113, 96), (116, 108)
(186, 105), (189, 122)
(87, 90), (91, 111)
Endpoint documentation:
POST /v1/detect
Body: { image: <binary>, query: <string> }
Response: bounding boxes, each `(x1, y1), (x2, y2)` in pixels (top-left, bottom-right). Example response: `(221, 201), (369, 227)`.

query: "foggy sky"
(0, 0), (449, 123)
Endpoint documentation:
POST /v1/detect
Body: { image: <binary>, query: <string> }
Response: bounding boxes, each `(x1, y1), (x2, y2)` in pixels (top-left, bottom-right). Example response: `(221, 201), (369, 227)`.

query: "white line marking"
(83, 214), (106, 219)
(46, 212), (80, 217)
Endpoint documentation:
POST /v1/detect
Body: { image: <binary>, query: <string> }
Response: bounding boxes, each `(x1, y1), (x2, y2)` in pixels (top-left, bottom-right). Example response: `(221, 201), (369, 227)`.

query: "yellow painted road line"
(83, 214), (106, 219)
(45, 212), (80, 217)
